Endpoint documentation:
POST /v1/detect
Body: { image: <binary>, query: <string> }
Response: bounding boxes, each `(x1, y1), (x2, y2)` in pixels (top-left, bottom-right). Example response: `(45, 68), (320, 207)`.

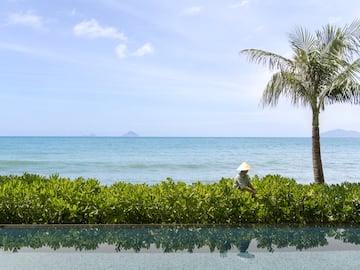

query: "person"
(233, 162), (257, 194)
(237, 239), (255, 260)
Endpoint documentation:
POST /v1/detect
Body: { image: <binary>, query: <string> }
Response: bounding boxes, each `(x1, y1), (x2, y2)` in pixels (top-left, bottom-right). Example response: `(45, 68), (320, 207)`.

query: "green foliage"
(0, 173), (359, 225)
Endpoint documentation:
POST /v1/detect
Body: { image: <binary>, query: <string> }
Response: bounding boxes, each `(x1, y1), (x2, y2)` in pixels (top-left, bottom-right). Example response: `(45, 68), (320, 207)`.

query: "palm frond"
(260, 72), (283, 107)
(319, 19), (360, 61)
(317, 24), (337, 48)
(289, 26), (317, 52)
(240, 49), (293, 71)
(343, 18), (360, 55)
(260, 71), (309, 108)
(324, 81), (360, 104)
(323, 58), (360, 104)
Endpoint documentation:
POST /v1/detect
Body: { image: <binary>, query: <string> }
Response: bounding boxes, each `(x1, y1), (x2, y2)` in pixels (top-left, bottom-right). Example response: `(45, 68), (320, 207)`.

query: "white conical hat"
(236, 162), (251, 171)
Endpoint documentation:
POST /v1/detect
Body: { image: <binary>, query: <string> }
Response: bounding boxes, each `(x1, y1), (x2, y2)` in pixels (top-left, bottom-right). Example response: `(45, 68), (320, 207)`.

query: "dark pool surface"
(1, 225), (359, 269)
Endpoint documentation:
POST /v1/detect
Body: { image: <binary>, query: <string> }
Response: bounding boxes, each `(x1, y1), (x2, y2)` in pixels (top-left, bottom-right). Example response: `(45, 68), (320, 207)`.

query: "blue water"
(0, 137), (359, 185)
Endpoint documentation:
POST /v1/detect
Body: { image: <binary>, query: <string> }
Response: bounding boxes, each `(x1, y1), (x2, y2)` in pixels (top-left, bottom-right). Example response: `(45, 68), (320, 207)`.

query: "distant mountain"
(122, 131), (139, 137)
(321, 129), (360, 137)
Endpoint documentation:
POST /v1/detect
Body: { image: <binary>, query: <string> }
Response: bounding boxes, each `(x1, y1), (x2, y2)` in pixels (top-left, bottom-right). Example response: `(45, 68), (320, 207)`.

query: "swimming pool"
(1, 225), (359, 270)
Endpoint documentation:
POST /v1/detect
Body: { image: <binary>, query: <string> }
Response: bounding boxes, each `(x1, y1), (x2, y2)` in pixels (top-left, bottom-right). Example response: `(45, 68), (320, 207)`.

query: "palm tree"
(241, 19), (360, 184)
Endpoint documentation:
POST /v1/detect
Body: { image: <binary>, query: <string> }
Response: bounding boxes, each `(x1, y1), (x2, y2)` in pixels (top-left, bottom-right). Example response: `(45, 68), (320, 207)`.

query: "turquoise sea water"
(0, 137), (359, 185)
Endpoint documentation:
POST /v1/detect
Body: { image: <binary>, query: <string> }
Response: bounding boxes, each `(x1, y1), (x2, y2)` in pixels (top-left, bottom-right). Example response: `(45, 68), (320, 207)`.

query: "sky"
(1, 0), (360, 137)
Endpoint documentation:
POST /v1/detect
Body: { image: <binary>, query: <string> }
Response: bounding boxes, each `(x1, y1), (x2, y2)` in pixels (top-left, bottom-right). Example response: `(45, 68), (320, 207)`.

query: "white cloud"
(73, 19), (155, 59)
(182, 6), (203, 16)
(133, 43), (154, 57)
(7, 11), (45, 30)
(229, 1), (249, 9)
(73, 19), (127, 41)
(115, 43), (127, 58)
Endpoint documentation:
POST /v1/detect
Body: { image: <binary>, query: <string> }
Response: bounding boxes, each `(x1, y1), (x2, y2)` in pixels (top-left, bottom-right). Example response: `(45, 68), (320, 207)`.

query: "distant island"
(122, 131), (139, 137)
(321, 129), (360, 137)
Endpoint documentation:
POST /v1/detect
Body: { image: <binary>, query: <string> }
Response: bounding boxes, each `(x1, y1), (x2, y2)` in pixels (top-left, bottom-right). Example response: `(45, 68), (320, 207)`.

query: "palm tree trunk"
(312, 110), (325, 184)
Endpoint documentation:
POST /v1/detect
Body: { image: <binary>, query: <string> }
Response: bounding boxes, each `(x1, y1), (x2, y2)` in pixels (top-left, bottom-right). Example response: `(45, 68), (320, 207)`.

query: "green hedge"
(0, 173), (359, 224)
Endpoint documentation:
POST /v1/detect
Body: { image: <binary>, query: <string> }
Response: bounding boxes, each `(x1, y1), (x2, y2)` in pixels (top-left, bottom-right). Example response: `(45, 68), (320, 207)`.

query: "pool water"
(0, 225), (359, 270)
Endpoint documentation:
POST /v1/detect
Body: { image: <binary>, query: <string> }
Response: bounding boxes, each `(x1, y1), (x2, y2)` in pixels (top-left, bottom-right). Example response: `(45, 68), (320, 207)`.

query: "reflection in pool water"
(0, 225), (359, 270)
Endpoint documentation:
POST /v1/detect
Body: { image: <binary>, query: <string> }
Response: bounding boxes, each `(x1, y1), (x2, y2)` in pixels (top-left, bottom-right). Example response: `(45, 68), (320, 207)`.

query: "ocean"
(0, 137), (359, 185)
